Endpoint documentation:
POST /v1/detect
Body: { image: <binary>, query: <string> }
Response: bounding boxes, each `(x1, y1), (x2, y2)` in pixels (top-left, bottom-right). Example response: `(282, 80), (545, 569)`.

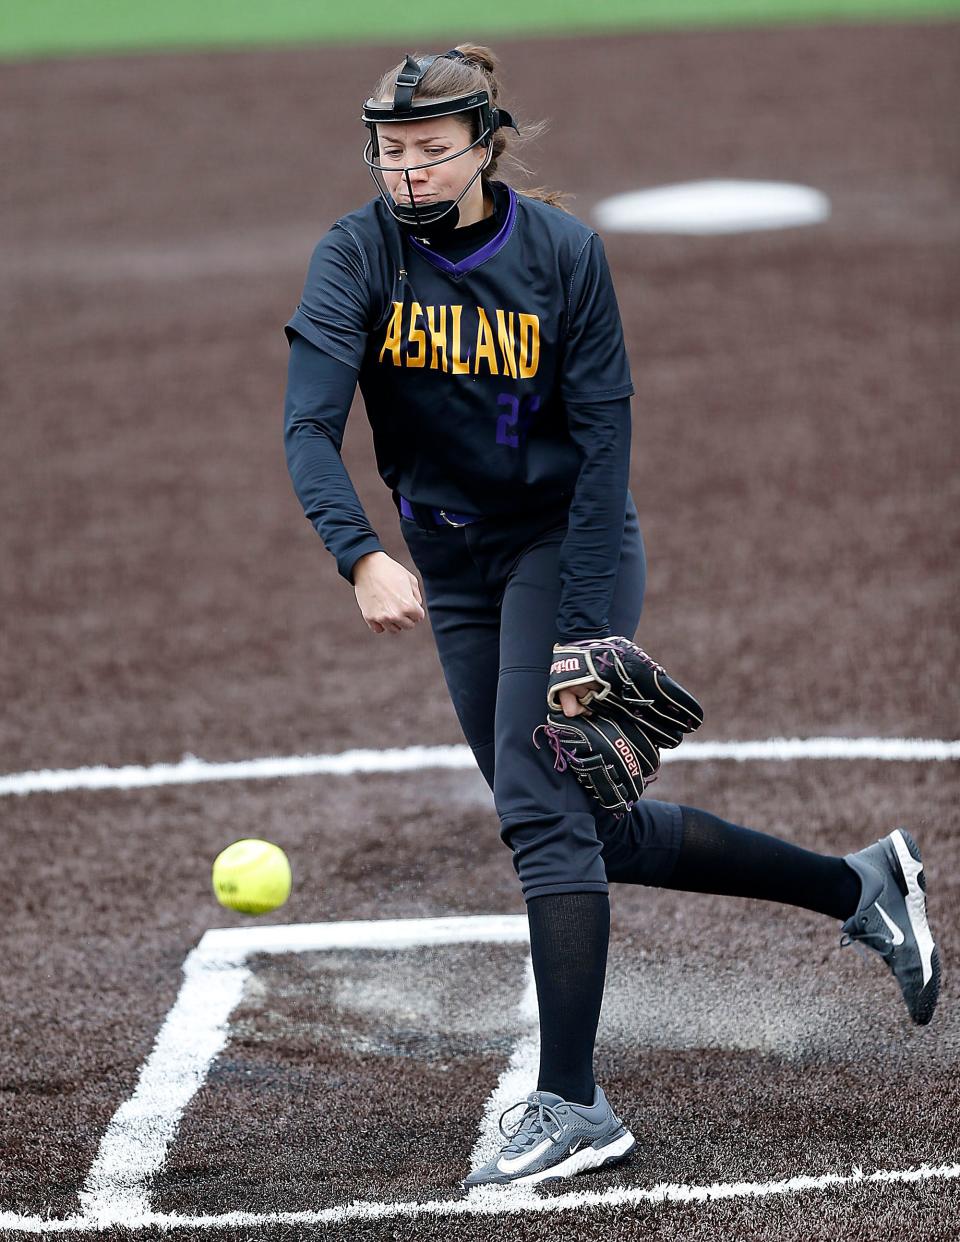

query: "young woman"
(283, 44), (940, 1189)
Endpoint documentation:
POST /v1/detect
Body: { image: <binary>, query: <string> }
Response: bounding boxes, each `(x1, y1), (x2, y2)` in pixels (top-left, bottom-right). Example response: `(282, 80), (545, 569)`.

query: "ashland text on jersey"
(285, 184), (634, 519)
(378, 300), (541, 379)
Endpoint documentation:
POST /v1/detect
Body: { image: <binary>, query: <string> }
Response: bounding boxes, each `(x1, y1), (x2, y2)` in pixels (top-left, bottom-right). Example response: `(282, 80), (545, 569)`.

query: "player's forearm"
(283, 335), (384, 582)
(285, 425), (385, 581)
(555, 396), (632, 642)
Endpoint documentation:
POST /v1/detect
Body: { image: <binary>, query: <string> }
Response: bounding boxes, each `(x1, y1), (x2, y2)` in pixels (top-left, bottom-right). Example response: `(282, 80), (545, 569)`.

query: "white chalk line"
(4, 915), (959, 1233)
(467, 956), (540, 1176)
(79, 917), (530, 1229)
(77, 954), (252, 1222)
(4, 1164), (960, 1233)
(3, 736), (957, 797)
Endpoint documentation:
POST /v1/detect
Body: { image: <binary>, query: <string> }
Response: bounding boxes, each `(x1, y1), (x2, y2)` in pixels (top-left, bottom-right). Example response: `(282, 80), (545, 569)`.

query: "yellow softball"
(211, 838), (292, 915)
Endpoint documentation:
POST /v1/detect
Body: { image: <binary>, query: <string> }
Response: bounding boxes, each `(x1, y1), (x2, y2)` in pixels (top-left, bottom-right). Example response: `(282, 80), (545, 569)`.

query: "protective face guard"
(361, 52), (517, 235)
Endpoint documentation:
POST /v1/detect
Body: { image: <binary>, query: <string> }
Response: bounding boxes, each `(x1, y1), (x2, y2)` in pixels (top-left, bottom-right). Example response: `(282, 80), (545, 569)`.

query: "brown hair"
(370, 43), (567, 209)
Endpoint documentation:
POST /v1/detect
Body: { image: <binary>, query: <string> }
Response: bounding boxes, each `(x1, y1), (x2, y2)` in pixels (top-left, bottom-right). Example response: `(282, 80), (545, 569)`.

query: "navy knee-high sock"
(663, 806), (861, 919)
(527, 892), (609, 1107)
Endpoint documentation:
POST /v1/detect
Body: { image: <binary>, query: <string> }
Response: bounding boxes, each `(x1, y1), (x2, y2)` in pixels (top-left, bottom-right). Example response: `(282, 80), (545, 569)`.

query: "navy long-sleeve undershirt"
(283, 338), (385, 583)
(283, 332), (632, 640)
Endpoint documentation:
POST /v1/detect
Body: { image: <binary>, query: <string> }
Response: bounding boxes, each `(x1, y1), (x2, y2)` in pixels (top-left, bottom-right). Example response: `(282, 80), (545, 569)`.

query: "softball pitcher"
(283, 44), (941, 1188)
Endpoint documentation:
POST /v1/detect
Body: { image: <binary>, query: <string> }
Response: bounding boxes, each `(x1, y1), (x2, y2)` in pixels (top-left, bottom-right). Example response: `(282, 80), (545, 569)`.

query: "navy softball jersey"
(284, 181), (635, 640)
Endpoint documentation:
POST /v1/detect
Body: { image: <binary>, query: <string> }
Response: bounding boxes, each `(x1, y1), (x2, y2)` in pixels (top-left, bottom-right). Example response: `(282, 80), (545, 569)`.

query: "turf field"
(1, 5), (958, 1241)
(2, 0), (960, 56)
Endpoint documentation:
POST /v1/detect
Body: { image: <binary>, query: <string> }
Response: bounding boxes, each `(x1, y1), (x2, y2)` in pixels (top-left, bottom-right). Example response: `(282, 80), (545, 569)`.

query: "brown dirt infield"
(1, 20), (958, 1241)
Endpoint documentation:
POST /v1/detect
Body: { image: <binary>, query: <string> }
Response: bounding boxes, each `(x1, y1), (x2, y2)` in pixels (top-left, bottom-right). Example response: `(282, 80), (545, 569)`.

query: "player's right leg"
(398, 513), (500, 790)
(401, 503), (632, 1186)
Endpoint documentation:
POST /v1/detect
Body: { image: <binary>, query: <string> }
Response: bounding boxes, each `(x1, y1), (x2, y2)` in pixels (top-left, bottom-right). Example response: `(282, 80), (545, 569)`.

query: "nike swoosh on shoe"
(875, 901), (905, 946)
(890, 829), (936, 986)
(495, 1137), (554, 1174)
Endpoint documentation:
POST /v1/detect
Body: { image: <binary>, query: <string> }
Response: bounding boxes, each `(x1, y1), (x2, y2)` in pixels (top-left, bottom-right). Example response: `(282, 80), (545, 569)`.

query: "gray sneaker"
(842, 828), (941, 1025)
(462, 1086), (636, 1188)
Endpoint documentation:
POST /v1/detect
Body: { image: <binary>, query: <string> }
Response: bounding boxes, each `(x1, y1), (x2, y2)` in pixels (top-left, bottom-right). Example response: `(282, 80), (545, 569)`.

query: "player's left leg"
(597, 814), (941, 1026)
(599, 803), (860, 917)
(660, 811), (939, 1024)
(592, 511), (942, 1025)
(598, 809), (941, 1025)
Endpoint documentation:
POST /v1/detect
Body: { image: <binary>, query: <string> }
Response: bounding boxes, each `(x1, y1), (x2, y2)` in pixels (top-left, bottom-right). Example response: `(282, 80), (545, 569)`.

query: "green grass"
(2, 0), (959, 59)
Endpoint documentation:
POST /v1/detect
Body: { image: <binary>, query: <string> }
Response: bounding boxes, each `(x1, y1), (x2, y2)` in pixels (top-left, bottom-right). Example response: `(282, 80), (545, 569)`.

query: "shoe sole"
(463, 1129), (636, 1190)
(889, 828), (941, 1025)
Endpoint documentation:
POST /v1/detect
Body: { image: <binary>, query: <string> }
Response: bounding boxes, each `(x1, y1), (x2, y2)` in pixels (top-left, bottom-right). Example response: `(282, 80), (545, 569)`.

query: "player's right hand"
(352, 551), (425, 634)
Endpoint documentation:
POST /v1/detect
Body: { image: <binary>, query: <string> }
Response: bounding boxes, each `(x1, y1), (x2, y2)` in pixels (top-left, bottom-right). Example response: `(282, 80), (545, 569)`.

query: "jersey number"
(496, 394), (541, 448)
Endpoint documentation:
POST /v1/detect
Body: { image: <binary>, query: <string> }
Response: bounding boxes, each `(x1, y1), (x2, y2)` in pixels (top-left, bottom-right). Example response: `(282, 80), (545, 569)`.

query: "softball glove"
(535, 637), (704, 815)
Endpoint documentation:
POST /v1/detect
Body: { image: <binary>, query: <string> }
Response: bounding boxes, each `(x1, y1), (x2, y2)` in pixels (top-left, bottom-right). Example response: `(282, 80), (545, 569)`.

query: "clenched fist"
(352, 551), (425, 634)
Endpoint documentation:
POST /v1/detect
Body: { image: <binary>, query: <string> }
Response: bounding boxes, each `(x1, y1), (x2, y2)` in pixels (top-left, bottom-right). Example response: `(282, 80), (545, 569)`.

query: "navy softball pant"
(399, 493), (684, 902)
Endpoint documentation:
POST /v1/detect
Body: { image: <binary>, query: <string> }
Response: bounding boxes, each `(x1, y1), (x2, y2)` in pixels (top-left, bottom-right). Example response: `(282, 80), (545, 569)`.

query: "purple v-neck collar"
(408, 187), (517, 279)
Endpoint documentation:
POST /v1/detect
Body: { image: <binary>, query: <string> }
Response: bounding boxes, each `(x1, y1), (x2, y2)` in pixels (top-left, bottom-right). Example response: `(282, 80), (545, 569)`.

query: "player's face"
(376, 114), (487, 221)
